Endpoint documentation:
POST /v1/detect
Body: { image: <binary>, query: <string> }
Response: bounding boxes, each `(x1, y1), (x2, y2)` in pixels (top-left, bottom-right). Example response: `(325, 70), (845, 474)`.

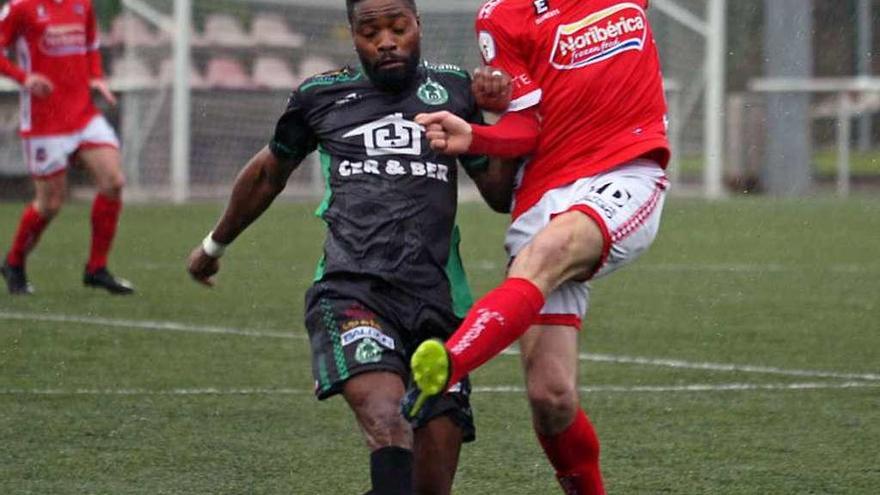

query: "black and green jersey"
(269, 63), (487, 317)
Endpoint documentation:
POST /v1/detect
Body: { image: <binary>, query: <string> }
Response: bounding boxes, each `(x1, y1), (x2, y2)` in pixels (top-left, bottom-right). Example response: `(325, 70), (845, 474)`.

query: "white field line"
(498, 349), (880, 382)
(468, 261), (880, 274)
(0, 381), (877, 397)
(3, 310), (878, 382)
(0, 311), (304, 340)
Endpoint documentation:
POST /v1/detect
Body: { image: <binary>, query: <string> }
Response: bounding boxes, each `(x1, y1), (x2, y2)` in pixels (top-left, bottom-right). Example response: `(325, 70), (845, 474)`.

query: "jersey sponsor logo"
(337, 158), (449, 183)
(478, 31), (497, 64)
(533, 0), (550, 15)
(549, 3), (648, 70)
(535, 8), (561, 25)
(341, 325), (395, 350)
(344, 113), (422, 157)
(40, 24), (88, 56)
(417, 79), (449, 105)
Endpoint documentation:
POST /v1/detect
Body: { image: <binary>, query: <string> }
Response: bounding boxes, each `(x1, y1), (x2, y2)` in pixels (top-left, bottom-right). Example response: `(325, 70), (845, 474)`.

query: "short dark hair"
(346, 0), (418, 24)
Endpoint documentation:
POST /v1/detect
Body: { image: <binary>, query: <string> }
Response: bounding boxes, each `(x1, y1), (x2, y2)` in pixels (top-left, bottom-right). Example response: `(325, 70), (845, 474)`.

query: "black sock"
(370, 446), (413, 495)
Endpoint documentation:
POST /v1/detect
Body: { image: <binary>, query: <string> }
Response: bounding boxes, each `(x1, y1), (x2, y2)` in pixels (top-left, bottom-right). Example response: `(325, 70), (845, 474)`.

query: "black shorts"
(304, 276), (475, 442)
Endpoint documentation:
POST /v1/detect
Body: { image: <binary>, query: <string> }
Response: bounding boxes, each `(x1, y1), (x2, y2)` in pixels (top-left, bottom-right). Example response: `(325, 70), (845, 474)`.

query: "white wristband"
(201, 231), (227, 258)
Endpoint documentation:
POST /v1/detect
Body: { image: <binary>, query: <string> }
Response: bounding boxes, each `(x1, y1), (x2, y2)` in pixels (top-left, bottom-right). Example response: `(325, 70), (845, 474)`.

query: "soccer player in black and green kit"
(186, 0), (513, 493)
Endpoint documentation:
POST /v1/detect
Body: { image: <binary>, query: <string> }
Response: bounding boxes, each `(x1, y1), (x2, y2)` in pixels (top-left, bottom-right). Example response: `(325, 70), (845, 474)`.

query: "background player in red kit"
(405, 1), (670, 493)
(0, 0), (133, 295)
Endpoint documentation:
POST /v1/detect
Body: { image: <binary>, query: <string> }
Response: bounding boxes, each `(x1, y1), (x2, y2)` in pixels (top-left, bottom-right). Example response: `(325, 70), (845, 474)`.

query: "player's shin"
(6, 204), (50, 267)
(86, 193), (122, 273)
(444, 277), (545, 386)
(537, 409), (605, 495)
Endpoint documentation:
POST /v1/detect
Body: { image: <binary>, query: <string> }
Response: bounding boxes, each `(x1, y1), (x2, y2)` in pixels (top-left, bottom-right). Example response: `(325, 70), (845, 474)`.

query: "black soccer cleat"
(83, 267), (135, 295)
(1, 260), (34, 295)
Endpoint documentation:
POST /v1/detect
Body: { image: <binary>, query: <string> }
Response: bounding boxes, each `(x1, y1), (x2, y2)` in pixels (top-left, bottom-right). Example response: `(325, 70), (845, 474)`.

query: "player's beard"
(361, 48), (421, 93)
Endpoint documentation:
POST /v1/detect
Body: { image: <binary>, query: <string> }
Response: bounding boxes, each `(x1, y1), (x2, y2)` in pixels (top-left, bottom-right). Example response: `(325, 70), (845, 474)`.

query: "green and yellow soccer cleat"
(402, 339), (450, 420)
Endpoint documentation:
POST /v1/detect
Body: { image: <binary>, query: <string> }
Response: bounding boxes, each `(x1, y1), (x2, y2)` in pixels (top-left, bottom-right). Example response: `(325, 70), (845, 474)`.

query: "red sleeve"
(475, 4), (541, 111)
(0, 1), (26, 84)
(468, 108), (540, 158)
(86, 2), (103, 78)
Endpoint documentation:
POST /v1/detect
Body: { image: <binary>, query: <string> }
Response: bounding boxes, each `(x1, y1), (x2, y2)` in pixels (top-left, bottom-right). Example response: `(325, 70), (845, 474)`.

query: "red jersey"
(476, 0), (670, 218)
(0, 0), (103, 136)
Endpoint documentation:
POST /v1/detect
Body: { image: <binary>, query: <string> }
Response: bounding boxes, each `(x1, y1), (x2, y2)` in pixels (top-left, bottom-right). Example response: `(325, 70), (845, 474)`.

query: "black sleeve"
(458, 75), (490, 174)
(269, 89), (318, 164)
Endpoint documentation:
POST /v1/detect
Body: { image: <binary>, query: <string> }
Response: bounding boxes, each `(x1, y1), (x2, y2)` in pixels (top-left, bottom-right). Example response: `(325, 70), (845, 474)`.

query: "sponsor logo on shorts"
(355, 338), (383, 364)
(550, 3), (647, 70)
(35, 147), (47, 163)
(341, 325), (395, 350)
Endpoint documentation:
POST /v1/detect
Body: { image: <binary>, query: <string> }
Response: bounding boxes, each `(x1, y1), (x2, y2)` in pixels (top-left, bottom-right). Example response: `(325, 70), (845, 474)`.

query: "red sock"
(6, 204), (49, 267)
(444, 277), (545, 386)
(537, 409), (605, 495)
(86, 193), (122, 273)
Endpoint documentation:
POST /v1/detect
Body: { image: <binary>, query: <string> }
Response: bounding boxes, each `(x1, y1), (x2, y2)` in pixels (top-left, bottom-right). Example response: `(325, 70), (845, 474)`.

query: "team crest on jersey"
(73, 3), (85, 16)
(344, 113), (422, 157)
(417, 79), (449, 106)
(549, 3), (648, 70)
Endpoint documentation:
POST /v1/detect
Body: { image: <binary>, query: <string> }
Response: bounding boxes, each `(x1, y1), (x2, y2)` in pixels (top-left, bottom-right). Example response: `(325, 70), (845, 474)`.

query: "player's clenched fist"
(472, 66), (512, 113)
(187, 246), (220, 287)
(415, 111), (474, 155)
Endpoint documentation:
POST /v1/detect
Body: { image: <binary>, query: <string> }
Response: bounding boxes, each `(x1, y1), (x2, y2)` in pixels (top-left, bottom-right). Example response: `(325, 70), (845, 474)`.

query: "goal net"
(107, 0), (723, 200)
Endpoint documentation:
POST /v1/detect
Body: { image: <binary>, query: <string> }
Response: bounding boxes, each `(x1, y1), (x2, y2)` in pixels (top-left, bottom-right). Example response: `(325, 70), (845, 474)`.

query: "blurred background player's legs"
(1, 174), (66, 294)
(76, 144), (134, 294)
(520, 325), (604, 495)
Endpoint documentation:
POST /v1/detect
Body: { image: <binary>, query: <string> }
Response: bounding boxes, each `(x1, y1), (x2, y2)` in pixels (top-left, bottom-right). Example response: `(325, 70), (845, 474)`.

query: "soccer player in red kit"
(0, 0), (134, 295)
(405, 1), (670, 493)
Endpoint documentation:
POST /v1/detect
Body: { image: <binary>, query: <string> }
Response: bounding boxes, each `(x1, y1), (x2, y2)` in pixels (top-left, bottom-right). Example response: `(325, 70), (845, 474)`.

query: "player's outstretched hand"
(187, 246), (220, 287)
(472, 66), (512, 113)
(24, 74), (53, 98)
(90, 79), (118, 106)
(415, 111), (473, 156)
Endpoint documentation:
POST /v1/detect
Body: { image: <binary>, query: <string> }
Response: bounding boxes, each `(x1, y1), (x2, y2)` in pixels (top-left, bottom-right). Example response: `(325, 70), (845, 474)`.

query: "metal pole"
(837, 92), (852, 197)
(704, 0), (726, 199)
(171, 0), (191, 203)
(857, 0), (872, 151)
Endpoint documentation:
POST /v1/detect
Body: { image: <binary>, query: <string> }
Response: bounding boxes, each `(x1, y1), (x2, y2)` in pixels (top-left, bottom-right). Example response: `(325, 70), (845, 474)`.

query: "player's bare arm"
(468, 159), (518, 213)
(90, 79), (117, 106)
(187, 146), (299, 286)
